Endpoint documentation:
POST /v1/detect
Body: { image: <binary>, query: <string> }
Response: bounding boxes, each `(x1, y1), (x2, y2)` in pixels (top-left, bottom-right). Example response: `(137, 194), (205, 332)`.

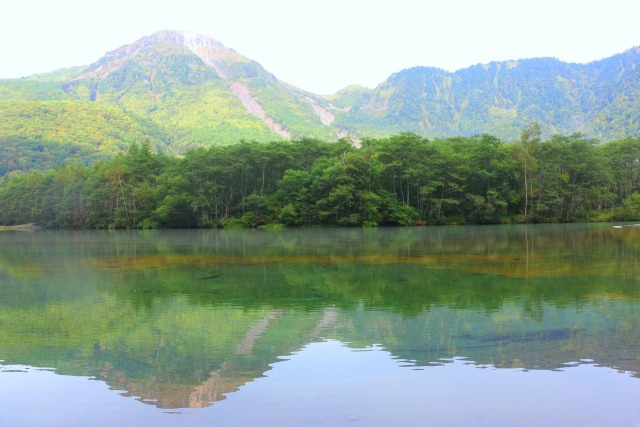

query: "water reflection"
(3, 341), (640, 427)
(0, 225), (639, 419)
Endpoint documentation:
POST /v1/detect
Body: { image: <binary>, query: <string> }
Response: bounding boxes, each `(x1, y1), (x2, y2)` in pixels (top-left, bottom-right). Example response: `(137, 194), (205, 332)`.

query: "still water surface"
(1, 224), (639, 426)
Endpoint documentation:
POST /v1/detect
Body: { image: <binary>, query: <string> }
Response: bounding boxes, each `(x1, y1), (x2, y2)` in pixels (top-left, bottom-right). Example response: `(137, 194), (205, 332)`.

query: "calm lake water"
(1, 224), (639, 426)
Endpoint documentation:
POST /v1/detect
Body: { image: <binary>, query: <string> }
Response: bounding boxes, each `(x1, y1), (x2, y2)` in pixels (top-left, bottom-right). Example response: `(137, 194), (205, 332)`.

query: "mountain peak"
(145, 30), (226, 51)
(98, 29), (230, 64)
(127, 29), (271, 82)
(76, 29), (265, 85)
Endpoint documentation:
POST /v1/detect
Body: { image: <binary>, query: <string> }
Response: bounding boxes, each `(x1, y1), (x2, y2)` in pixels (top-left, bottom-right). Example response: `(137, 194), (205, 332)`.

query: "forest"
(1, 124), (640, 229)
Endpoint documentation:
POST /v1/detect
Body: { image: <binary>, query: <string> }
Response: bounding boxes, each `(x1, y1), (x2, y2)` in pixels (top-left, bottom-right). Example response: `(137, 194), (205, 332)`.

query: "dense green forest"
(1, 125), (640, 229)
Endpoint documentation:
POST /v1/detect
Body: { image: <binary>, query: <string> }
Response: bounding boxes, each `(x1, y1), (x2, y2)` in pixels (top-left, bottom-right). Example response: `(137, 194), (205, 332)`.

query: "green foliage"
(0, 79), (74, 100)
(0, 100), (168, 175)
(615, 193), (640, 221)
(2, 132), (640, 229)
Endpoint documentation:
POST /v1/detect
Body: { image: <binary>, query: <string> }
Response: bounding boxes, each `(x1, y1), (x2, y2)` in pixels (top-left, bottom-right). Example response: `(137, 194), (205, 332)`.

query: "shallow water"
(1, 224), (639, 426)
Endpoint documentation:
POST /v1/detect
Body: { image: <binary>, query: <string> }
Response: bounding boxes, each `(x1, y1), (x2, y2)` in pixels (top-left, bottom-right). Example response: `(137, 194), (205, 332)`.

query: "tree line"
(1, 125), (640, 229)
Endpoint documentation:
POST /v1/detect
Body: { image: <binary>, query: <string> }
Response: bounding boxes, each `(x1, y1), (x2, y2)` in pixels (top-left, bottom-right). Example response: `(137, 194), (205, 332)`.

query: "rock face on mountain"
(1, 30), (639, 172)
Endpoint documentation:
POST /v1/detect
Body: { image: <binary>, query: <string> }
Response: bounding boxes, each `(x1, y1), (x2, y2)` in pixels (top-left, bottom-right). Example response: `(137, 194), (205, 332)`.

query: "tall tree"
(513, 123), (541, 216)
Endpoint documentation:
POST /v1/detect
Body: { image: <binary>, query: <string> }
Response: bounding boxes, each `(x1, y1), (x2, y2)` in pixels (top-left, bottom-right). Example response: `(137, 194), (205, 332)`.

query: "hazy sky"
(2, 0), (639, 94)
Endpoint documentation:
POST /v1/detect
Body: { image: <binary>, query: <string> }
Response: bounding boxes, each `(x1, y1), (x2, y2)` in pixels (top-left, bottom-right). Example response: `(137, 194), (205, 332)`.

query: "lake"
(1, 224), (639, 426)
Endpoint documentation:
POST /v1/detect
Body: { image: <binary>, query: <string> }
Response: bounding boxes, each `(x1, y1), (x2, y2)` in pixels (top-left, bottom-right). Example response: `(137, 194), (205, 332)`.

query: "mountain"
(1, 30), (640, 174)
(0, 30), (347, 172)
(331, 48), (640, 141)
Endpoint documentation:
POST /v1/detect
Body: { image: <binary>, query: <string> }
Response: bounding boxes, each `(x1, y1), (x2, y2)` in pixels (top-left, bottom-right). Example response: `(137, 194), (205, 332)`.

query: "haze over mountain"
(1, 30), (639, 173)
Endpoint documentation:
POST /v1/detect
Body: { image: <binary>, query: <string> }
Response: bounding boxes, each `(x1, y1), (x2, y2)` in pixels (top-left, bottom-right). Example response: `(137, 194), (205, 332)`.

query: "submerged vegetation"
(1, 126), (640, 229)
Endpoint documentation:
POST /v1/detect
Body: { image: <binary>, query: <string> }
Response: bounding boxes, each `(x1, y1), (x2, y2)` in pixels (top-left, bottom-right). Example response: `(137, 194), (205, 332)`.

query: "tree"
(513, 123), (541, 217)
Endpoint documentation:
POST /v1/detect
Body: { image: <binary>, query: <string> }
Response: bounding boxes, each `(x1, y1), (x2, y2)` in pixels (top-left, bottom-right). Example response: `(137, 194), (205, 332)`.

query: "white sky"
(2, 0), (639, 95)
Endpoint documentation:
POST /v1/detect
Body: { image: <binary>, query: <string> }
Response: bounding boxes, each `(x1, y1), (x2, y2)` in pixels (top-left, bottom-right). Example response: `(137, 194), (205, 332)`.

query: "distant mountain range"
(1, 30), (639, 173)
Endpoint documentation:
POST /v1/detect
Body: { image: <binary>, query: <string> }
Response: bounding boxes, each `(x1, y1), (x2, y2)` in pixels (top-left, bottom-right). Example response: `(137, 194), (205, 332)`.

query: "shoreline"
(0, 223), (40, 231)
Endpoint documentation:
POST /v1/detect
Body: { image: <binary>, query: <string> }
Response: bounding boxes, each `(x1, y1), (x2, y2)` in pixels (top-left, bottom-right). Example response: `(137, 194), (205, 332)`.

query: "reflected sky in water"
(2, 340), (639, 427)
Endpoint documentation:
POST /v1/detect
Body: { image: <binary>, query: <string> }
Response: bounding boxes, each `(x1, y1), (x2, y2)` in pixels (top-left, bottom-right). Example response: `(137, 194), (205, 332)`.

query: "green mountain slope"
(0, 100), (171, 175)
(335, 47), (640, 140)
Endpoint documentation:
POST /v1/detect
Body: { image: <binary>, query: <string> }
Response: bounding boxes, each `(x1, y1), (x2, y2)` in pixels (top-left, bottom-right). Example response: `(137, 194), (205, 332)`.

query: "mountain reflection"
(0, 225), (639, 409)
